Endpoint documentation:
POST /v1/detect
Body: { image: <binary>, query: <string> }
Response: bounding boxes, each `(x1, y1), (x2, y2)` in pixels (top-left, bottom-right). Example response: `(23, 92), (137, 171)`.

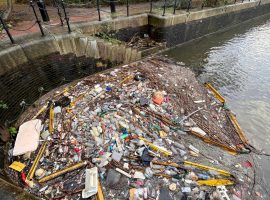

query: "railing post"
(97, 0), (101, 21)
(37, 0), (50, 22)
(126, 0), (129, 17)
(30, 1), (45, 36)
(61, 0), (71, 33)
(187, 0), (192, 12)
(162, 0), (167, 16)
(150, 0), (153, 13)
(173, 0), (177, 14)
(0, 15), (15, 44)
(110, 0), (116, 13)
(54, 0), (64, 26)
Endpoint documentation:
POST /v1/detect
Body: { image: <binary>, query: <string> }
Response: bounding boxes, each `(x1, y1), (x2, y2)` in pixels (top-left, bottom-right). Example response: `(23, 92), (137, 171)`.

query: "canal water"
(164, 15), (270, 197)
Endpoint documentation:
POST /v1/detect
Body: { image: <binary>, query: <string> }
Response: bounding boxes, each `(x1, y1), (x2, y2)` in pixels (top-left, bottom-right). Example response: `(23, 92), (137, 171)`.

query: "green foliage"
(96, 32), (122, 44)
(0, 100), (8, 109)
(8, 127), (17, 137)
(95, 24), (122, 44)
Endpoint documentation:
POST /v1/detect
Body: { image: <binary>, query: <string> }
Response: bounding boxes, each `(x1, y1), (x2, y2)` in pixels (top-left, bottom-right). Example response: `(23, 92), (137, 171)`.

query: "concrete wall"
(0, 33), (141, 76)
(1, 1), (270, 74)
(149, 0), (270, 46)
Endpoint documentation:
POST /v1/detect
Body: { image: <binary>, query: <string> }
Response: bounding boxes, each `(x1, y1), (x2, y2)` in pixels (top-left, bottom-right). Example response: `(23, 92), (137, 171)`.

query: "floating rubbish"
(190, 127), (207, 137)
(205, 83), (225, 104)
(82, 167), (98, 198)
(9, 161), (25, 172)
(13, 119), (42, 156)
(184, 161), (232, 177)
(197, 179), (234, 186)
(39, 161), (87, 183)
(216, 186), (231, 200)
(7, 57), (253, 200)
(26, 141), (47, 181)
(152, 91), (164, 105)
(115, 168), (132, 178)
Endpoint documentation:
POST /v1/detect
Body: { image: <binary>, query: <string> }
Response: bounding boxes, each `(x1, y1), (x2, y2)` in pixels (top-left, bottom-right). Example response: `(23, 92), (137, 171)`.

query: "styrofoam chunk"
(82, 167), (98, 198)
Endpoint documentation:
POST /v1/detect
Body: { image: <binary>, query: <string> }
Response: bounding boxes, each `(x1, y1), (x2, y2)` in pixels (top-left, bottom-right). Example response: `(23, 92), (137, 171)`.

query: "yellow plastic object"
(190, 130), (238, 155)
(229, 112), (249, 145)
(49, 106), (54, 134)
(197, 179), (234, 186)
(138, 137), (172, 156)
(32, 104), (47, 120)
(26, 141), (48, 181)
(120, 75), (134, 85)
(97, 179), (104, 200)
(39, 161), (87, 183)
(9, 161), (26, 172)
(184, 161), (231, 177)
(205, 83), (225, 104)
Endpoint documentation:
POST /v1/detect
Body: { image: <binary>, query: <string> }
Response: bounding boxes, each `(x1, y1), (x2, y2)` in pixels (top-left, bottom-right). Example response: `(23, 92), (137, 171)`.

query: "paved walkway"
(0, 1), (212, 41)
(0, 2), (152, 40)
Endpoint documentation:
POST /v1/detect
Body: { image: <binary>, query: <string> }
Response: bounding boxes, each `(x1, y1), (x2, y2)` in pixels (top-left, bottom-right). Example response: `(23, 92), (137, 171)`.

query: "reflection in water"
(165, 16), (270, 196)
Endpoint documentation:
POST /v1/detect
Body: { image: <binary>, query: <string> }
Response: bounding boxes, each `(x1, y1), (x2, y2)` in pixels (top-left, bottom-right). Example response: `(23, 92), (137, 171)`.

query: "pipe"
(39, 161), (87, 183)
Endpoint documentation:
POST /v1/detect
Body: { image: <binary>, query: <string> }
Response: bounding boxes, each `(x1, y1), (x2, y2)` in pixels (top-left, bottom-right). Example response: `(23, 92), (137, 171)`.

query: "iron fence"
(0, 0), (251, 44)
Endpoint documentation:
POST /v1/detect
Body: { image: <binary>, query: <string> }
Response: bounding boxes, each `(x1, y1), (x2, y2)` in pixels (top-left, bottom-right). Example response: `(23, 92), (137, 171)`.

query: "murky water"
(165, 15), (270, 196)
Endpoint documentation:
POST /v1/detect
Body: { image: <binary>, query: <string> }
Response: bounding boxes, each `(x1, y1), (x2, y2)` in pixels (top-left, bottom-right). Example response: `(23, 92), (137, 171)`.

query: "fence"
(0, 0), (251, 44)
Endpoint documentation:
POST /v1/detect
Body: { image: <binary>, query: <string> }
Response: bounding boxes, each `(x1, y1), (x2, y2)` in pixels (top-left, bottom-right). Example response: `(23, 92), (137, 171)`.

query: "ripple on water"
(164, 17), (270, 194)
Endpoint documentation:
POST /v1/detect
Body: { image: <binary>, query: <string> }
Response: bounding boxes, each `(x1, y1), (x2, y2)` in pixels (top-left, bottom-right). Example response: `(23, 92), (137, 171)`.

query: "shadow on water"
(0, 53), (115, 125)
(164, 15), (270, 197)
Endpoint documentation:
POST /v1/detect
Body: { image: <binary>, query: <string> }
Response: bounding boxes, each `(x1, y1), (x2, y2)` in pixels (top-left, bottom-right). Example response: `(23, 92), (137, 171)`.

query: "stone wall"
(149, 0), (270, 46)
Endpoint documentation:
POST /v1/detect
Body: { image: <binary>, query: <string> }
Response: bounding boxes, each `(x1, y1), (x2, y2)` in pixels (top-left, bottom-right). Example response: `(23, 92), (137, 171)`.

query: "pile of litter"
(7, 57), (257, 200)
(127, 34), (164, 50)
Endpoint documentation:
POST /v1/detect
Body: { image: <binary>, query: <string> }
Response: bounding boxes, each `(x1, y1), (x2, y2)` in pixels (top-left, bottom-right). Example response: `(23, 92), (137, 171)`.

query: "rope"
(9, 22), (37, 32)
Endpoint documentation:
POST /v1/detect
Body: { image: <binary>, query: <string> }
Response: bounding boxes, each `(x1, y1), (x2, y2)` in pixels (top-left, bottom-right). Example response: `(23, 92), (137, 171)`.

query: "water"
(164, 16), (270, 196)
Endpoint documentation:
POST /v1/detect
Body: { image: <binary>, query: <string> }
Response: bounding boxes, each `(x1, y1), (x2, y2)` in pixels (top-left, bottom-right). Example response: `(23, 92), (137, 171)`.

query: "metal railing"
(0, 0), (251, 44)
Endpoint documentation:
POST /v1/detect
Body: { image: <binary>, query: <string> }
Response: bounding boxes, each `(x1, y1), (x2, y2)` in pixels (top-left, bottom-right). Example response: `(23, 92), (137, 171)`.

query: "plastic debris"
(116, 168), (132, 178)
(39, 161), (87, 183)
(7, 57), (254, 200)
(216, 186), (231, 200)
(13, 119), (42, 156)
(152, 91), (164, 105)
(9, 161), (26, 172)
(197, 179), (234, 186)
(190, 127), (207, 136)
(82, 167), (98, 198)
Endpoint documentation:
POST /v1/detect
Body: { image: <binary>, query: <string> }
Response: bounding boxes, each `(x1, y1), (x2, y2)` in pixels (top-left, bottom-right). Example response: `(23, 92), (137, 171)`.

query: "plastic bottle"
(198, 174), (210, 180)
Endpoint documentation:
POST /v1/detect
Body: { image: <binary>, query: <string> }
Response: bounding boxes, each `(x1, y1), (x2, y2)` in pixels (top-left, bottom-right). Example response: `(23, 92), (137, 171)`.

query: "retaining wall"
(0, 33), (141, 76)
(1, 0), (270, 73)
(149, 0), (270, 46)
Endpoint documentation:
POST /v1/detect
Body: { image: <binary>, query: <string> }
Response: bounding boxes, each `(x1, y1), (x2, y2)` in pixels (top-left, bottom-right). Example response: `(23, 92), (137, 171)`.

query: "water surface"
(165, 15), (270, 196)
